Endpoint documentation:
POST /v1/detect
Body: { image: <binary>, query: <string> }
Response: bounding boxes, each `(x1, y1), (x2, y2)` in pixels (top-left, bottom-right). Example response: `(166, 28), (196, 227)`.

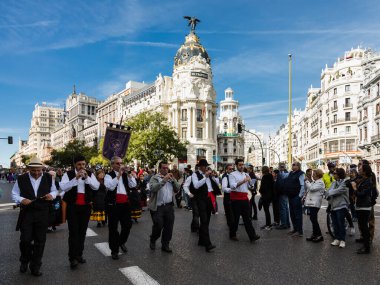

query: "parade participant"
(12, 157), (58, 276)
(229, 159), (260, 242)
(222, 164), (234, 229)
(247, 164), (258, 220)
(304, 169), (325, 242)
(191, 159), (220, 252)
(90, 169), (107, 228)
(326, 168), (350, 248)
(104, 157), (137, 260)
(149, 161), (180, 253)
(59, 155), (100, 269)
(138, 173), (148, 210)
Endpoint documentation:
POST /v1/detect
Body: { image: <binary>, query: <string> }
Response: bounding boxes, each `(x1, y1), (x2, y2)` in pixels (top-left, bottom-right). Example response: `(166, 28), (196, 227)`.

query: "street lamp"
(237, 124), (265, 166)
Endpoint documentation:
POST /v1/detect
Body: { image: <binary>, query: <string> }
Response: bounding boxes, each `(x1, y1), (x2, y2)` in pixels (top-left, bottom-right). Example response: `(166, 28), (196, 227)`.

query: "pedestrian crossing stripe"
(86, 228), (98, 237)
(94, 242), (121, 256)
(119, 266), (160, 285)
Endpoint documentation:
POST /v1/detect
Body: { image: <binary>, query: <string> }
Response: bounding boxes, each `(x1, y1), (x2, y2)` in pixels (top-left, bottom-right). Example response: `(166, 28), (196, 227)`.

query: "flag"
(102, 127), (131, 161)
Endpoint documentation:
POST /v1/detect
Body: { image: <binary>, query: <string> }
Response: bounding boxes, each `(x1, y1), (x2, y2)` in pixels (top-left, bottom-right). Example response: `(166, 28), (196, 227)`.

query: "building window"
(364, 108), (368, 118)
(181, 109), (187, 121)
(376, 103), (380, 115)
(196, 128), (203, 139)
(360, 129), (362, 141)
(196, 109), (203, 122)
(345, 85), (350, 92)
(333, 101), (337, 109)
(224, 148), (227, 153)
(359, 111), (362, 121)
(345, 97), (350, 105)
(181, 127), (187, 138)
(334, 88), (337, 95)
(333, 114), (337, 123)
(345, 112), (351, 121)
(334, 128), (337, 134)
(346, 126), (351, 133)
(364, 127), (367, 139)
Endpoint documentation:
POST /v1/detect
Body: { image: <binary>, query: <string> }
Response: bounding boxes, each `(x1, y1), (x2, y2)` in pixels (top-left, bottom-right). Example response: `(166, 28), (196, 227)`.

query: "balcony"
(311, 129), (319, 138)
(372, 134), (380, 144)
(330, 118), (357, 125)
(343, 103), (353, 109)
(331, 106), (338, 112)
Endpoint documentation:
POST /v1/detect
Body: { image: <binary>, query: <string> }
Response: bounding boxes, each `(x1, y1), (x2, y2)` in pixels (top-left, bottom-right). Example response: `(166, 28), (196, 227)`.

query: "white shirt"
(156, 176), (174, 205)
(222, 175), (232, 193)
(183, 176), (192, 195)
(229, 171), (256, 193)
(104, 170), (137, 195)
(12, 173), (58, 204)
(59, 170), (100, 193)
(191, 171), (216, 192)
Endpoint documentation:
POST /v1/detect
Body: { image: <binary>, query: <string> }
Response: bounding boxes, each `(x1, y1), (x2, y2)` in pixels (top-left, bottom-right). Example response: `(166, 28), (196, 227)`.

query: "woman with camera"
(352, 164), (373, 254)
(304, 169), (325, 243)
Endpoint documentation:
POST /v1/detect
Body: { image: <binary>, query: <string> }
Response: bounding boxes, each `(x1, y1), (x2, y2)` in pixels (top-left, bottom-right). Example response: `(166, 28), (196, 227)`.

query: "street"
(1, 180), (380, 285)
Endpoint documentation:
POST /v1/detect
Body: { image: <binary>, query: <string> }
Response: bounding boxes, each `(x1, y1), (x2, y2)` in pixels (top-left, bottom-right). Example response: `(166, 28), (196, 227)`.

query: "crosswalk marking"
(119, 266), (160, 285)
(94, 242), (122, 257)
(86, 228), (98, 237)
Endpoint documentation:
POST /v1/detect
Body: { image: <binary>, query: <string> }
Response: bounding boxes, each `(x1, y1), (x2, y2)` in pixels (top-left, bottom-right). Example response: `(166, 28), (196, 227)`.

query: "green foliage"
(21, 154), (33, 166)
(125, 112), (188, 166)
(47, 139), (97, 167)
(90, 137), (110, 167)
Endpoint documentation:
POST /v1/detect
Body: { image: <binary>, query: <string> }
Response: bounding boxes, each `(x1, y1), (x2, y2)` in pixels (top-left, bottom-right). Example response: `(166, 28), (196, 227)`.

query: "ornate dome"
(174, 32), (210, 67)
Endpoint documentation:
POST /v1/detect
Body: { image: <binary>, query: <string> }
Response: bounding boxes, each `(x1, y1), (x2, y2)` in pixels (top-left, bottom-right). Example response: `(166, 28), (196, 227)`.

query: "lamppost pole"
(288, 53), (293, 169)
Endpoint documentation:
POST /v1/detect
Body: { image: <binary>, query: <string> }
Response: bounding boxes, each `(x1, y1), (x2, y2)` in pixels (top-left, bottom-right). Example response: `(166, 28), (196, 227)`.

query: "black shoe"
(76, 256), (86, 264)
(111, 253), (119, 260)
(312, 236), (324, 243)
(70, 259), (78, 269)
(205, 244), (216, 252)
(161, 245), (173, 253)
(230, 236), (239, 241)
(29, 265), (42, 277)
(355, 238), (364, 243)
(275, 225), (289, 230)
(306, 236), (316, 241)
(357, 247), (370, 254)
(20, 263), (28, 273)
(120, 244), (128, 253)
(150, 241), (156, 250)
(250, 235), (261, 242)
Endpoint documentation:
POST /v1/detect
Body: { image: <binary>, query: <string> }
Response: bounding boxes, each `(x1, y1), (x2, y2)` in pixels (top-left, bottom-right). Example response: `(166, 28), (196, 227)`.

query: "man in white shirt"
(222, 164), (234, 229)
(12, 157), (57, 276)
(59, 155), (100, 269)
(104, 156), (137, 260)
(229, 159), (260, 242)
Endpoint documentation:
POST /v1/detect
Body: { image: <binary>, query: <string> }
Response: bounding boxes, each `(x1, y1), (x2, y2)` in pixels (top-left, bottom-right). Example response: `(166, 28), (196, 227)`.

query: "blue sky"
(1, 0), (380, 167)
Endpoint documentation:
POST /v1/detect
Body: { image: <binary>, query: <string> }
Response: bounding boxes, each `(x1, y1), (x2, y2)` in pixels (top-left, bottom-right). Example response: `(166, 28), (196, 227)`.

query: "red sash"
(75, 193), (86, 205)
(230, 191), (248, 201)
(208, 192), (216, 211)
(116, 194), (129, 204)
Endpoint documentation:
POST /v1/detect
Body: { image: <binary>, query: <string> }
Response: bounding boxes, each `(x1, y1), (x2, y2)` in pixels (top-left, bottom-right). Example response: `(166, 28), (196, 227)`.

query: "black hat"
(198, 159), (210, 167)
(73, 155), (86, 164)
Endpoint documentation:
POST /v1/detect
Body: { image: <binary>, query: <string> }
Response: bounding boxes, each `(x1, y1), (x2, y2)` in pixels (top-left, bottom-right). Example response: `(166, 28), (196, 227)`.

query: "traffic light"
(8, 136), (13, 144)
(237, 123), (243, 133)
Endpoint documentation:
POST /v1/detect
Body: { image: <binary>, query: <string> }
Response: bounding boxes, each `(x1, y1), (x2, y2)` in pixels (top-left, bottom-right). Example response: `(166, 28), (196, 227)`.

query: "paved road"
(1, 181), (380, 285)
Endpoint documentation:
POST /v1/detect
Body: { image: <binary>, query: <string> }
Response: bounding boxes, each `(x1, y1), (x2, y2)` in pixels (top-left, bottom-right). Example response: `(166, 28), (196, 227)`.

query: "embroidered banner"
(102, 127), (131, 160)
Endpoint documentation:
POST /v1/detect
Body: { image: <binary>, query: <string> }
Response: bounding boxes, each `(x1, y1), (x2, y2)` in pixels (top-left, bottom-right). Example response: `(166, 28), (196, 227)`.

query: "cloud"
(113, 40), (178, 48)
(0, 20), (57, 29)
(0, 128), (28, 134)
(239, 97), (305, 111)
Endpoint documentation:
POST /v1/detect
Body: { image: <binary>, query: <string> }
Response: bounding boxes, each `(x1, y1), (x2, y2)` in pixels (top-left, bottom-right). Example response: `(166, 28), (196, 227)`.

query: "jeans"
(309, 207), (321, 237)
(150, 204), (175, 247)
(357, 210), (371, 249)
(279, 195), (290, 227)
(272, 198), (280, 224)
(250, 195), (258, 218)
(330, 208), (347, 241)
(263, 201), (271, 226)
(289, 196), (303, 234)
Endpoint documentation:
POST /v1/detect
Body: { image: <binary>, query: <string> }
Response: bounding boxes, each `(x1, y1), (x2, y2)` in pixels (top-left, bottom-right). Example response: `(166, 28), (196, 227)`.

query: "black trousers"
(250, 194), (258, 218)
(196, 197), (213, 247)
(357, 210), (371, 250)
(309, 207), (321, 236)
(19, 208), (49, 270)
(223, 193), (234, 228)
(263, 201), (271, 226)
(272, 198), (280, 224)
(230, 200), (257, 240)
(66, 204), (91, 260)
(108, 203), (132, 254)
(190, 198), (200, 232)
(150, 204), (175, 246)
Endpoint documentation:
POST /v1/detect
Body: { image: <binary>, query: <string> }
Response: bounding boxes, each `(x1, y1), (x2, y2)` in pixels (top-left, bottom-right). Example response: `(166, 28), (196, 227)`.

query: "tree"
(90, 137), (111, 167)
(124, 112), (188, 166)
(21, 154), (33, 166)
(47, 139), (97, 168)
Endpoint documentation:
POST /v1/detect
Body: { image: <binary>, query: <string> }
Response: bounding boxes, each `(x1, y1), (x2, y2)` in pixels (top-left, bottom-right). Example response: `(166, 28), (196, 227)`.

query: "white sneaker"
(331, 239), (340, 246)
(339, 241), (346, 248)
(349, 227), (355, 236)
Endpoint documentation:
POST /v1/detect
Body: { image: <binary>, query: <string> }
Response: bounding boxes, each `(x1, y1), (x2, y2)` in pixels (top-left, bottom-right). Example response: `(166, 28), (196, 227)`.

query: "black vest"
(106, 171), (131, 205)
(62, 170), (93, 204)
(18, 172), (52, 209)
(283, 170), (304, 198)
(192, 171), (221, 199)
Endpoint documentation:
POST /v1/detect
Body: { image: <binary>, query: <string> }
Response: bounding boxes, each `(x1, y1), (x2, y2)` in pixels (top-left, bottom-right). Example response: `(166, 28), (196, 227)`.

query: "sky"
(1, 0), (380, 167)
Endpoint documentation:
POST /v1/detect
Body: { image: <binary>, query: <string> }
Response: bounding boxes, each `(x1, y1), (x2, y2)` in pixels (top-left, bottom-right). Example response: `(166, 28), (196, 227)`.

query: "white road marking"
(0, 203), (16, 208)
(86, 228), (98, 237)
(94, 242), (122, 256)
(119, 266), (160, 285)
